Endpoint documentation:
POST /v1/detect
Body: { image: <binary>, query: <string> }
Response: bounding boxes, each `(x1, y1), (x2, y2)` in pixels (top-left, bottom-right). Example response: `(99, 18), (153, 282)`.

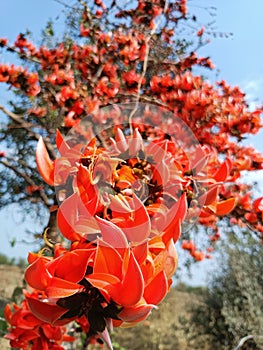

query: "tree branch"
(128, 0), (169, 129)
(0, 159), (51, 207)
(0, 104), (57, 159)
(118, 92), (170, 110)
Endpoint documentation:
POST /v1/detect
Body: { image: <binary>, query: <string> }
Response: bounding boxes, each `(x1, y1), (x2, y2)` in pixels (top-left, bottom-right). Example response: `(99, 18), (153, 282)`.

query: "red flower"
(25, 249), (93, 299)
(197, 26), (205, 37)
(4, 293), (74, 350)
(0, 37), (8, 46)
(32, 114), (256, 344)
(30, 126), (186, 339)
(95, 76), (120, 98)
(0, 64), (9, 82)
(14, 34), (36, 54)
(122, 70), (145, 92)
(27, 107), (47, 117)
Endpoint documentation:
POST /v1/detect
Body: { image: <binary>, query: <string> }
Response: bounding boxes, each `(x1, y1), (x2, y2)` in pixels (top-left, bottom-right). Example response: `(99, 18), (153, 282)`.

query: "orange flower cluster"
(5, 126), (189, 348)
(221, 184), (263, 235)
(4, 121), (239, 348)
(4, 291), (74, 350)
(0, 63), (40, 96)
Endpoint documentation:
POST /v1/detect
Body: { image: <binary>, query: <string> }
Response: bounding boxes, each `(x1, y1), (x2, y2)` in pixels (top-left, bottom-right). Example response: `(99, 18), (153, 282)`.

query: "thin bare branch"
(118, 92), (170, 110)
(0, 159), (51, 207)
(3, 43), (41, 64)
(0, 104), (57, 159)
(128, 0), (169, 130)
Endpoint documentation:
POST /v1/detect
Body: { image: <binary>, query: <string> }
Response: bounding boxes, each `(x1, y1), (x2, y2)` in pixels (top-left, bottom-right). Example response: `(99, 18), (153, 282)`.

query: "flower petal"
(214, 158), (232, 182)
(128, 128), (143, 156)
(144, 271), (168, 305)
(46, 278), (84, 298)
(57, 193), (81, 241)
(96, 216), (128, 248)
(24, 258), (52, 290)
(48, 249), (92, 283)
(118, 303), (153, 323)
(111, 194), (151, 243)
(93, 242), (123, 277)
(216, 197), (236, 215)
(108, 251), (144, 307)
(56, 129), (70, 156)
(115, 128), (128, 153)
(198, 184), (219, 207)
(36, 137), (54, 186)
(26, 296), (68, 325)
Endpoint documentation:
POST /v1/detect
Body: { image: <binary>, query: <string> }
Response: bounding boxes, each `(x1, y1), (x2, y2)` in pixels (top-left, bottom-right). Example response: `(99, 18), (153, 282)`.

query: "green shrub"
(187, 236), (263, 350)
(0, 253), (26, 267)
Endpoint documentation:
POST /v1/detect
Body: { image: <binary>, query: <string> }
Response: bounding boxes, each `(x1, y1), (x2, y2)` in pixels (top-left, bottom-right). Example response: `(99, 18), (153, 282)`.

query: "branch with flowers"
(4, 103), (263, 348)
(0, 0), (263, 349)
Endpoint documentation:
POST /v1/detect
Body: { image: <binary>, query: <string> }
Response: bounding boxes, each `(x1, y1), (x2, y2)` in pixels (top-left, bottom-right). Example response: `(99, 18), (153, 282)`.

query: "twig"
(128, 0), (169, 132)
(0, 104), (57, 159)
(118, 92), (170, 110)
(0, 159), (50, 207)
(0, 104), (39, 139)
(3, 43), (41, 65)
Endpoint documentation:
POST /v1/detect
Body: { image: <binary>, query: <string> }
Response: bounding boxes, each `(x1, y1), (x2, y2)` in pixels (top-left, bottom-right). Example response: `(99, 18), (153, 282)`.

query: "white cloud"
(240, 78), (263, 110)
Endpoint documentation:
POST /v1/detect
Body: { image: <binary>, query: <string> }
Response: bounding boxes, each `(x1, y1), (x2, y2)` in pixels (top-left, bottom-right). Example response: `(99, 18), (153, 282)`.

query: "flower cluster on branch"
(1, 0), (263, 348)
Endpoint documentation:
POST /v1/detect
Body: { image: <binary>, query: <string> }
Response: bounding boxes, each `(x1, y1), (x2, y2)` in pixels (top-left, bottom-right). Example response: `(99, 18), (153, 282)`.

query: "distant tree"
(187, 234), (263, 350)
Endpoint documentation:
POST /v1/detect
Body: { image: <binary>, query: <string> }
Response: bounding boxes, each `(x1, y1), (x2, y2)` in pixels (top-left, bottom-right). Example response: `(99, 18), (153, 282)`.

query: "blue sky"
(0, 0), (262, 284)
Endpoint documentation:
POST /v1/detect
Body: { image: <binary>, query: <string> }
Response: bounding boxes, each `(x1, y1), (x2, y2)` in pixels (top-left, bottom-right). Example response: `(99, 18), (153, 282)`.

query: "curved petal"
(41, 323), (62, 340)
(46, 278), (84, 298)
(4, 304), (13, 324)
(56, 129), (70, 156)
(118, 303), (153, 323)
(128, 128), (143, 156)
(94, 242), (123, 277)
(164, 240), (178, 278)
(26, 296), (68, 325)
(198, 184), (219, 207)
(77, 165), (99, 216)
(214, 158), (232, 182)
(188, 145), (209, 174)
(24, 258), (52, 291)
(96, 216), (128, 248)
(48, 249), (92, 283)
(115, 128), (128, 153)
(216, 197), (236, 215)
(36, 137), (55, 186)
(152, 158), (169, 186)
(132, 241), (148, 265)
(86, 273), (120, 300)
(166, 193), (187, 225)
(155, 193), (187, 243)
(12, 310), (41, 329)
(57, 193), (81, 241)
(108, 252), (144, 307)
(144, 270), (168, 305)
(253, 197), (263, 212)
(27, 252), (51, 265)
(111, 194), (151, 243)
